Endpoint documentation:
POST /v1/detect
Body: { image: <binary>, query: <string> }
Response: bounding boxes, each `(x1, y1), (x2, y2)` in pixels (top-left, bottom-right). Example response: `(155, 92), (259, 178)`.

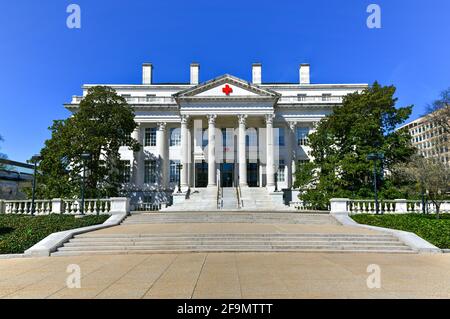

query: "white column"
(207, 114), (217, 187)
(288, 122), (297, 188)
(238, 115), (248, 187)
(156, 122), (168, 189)
(132, 124), (143, 187)
(265, 114), (275, 191)
(180, 115), (190, 191)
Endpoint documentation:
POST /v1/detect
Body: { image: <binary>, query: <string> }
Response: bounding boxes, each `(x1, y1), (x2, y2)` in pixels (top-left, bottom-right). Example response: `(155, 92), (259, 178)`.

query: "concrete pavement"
(0, 252), (449, 299)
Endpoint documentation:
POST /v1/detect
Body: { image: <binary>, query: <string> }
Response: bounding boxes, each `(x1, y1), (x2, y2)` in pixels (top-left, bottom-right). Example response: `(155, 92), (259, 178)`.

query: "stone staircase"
(51, 232), (415, 256)
(222, 187), (239, 209)
(163, 188), (218, 212)
(161, 187), (294, 212)
(122, 212), (338, 224)
(240, 187), (293, 211)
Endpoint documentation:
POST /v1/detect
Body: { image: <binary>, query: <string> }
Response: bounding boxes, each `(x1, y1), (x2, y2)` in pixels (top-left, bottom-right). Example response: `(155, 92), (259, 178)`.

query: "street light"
(367, 152), (384, 215)
(80, 153), (91, 215)
(177, 163), (183, 193)
(30, 154), (42, 216)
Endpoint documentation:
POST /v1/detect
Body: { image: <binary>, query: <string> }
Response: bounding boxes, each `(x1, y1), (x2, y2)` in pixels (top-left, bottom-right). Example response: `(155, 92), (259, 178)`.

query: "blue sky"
(0, 0), (449, 162)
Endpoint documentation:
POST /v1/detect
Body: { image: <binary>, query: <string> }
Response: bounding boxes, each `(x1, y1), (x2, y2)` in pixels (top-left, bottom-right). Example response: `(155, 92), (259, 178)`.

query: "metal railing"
(236, 185), (244, 209)
(216, 171), (223, 209)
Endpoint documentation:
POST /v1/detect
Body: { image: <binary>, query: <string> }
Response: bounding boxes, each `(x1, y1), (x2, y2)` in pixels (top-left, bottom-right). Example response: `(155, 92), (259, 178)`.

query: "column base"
(266, 185), (276, 192)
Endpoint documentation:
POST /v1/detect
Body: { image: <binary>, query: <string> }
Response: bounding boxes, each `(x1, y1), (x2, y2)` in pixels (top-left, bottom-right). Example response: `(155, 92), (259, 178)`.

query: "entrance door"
(220, 163), (234, 187)
(247, 161), (259, 187)
(195, 161), (208, 187)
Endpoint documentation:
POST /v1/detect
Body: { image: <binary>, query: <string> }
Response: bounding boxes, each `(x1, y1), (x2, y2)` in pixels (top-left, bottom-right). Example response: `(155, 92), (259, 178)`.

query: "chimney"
(299, 63), (310, 84)
(142, 63), (153, 84)
(190, 63), (200, 85)
(252, 63), (262, 84)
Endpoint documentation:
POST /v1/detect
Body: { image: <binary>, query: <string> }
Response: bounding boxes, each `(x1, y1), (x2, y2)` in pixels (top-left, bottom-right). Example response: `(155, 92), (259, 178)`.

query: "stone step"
(64, 239), (402, 247)
(57, 244), (411, 252)
(52, 249), (416, 257)
(75, 233), (394, 239)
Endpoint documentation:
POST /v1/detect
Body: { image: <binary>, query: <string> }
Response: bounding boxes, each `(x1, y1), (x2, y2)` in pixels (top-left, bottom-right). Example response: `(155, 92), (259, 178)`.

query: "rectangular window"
(277, 128), (285, 146)
(170, 128), (181, 146)
(170, 160), (180, 183)
(297, 94), (307, 101)
(322, 94), (332, 101)
(119, 160), (131, 183)
(144, 160), (156, 184)
(202, 129), (208, 147)
(144, 128), (157, 147)
(277, 160), (285, 182)
(296, 127), (310, 146)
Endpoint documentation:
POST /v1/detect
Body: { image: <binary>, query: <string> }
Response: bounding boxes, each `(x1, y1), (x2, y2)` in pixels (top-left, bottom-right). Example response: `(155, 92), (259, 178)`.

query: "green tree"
(300, 82), (415, 207)
(35, 86), (140, 199)
(394, 155), (450, 219)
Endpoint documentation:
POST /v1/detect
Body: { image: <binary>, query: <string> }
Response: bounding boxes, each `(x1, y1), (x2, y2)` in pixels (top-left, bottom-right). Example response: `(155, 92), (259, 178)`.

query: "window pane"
(144, 128), (157, 147)
(277, 160), (285, 182)
(119, 160), (131, 183)
(296, 127), (310, 146)
(170, 160), (180, 183)
(277, 128), (285, 146)
(170, 128), (181, 146)
(144, 160), (156, 183)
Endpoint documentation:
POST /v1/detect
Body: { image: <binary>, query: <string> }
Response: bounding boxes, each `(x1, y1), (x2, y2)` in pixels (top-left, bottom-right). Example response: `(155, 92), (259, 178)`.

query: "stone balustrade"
(0, 197), (129, 216)
(330, 198), (450, 215)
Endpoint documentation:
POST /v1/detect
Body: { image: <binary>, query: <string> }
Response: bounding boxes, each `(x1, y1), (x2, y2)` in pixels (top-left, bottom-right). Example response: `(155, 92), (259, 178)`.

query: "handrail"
(236, 185), (244, 209)
(216, 170), (222, 210)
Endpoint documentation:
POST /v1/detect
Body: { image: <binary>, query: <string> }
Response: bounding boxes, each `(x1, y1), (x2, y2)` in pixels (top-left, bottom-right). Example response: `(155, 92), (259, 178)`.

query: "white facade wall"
(65, 64), (367, 205)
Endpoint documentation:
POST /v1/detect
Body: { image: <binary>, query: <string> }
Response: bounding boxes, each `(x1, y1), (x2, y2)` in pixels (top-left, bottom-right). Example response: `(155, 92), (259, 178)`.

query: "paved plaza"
(0, 252), (449, 299)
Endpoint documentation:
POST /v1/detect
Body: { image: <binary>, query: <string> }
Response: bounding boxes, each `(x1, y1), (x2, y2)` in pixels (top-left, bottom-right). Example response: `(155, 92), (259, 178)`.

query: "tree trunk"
(435, 202), (440, 220)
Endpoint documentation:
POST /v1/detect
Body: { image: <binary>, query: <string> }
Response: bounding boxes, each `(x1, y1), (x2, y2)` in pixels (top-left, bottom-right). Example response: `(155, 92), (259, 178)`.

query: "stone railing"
(71, 96), (176, 105)
(330, 198), (450, 215)
(2, 200), (52, 215)
(290, 201), (330, 211)
(0, 197), (129, 216)
(278, 96), (343, 104)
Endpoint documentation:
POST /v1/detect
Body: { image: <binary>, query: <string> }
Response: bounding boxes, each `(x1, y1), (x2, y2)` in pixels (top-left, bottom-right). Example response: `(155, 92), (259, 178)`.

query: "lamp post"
(80, 153), (91, 215)
(367, 152), (384, 215)
(274, 171), (278, 192)
(177, 163), (183, 193)
(30, 154), (42, 216)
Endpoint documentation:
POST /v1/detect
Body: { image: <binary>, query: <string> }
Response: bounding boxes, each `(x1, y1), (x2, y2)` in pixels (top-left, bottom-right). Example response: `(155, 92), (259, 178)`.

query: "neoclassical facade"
(65, 63), (367, 205)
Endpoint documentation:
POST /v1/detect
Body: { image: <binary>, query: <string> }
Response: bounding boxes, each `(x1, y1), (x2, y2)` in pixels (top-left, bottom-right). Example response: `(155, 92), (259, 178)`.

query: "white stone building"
(397, 113), (450, 165)
(65, 63), (367, 208)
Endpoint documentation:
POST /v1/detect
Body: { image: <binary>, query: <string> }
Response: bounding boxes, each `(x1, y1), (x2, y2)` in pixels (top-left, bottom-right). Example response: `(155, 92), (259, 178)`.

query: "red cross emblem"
(222, 84), (233, 95)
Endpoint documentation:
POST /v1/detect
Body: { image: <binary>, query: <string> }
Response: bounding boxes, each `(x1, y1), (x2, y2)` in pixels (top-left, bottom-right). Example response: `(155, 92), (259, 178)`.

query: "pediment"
(173, 74), (280, 99)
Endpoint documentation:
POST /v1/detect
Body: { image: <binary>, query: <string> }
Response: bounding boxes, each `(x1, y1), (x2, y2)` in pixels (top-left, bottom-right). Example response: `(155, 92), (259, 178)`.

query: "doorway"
(195, 161), (208, 188)
(220, 163), (234, 187)
(247, 161), (259, 187)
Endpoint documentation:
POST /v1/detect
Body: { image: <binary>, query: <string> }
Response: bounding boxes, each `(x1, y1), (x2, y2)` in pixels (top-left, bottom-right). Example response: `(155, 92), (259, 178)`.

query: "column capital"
(238, 114), (248, 125)
(288, 121), (297, 131)
(264, 114), (275, 125)
(157, 122), (167, 131)
(180, 115), (190, 124)
(207, 114), (217, 125)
